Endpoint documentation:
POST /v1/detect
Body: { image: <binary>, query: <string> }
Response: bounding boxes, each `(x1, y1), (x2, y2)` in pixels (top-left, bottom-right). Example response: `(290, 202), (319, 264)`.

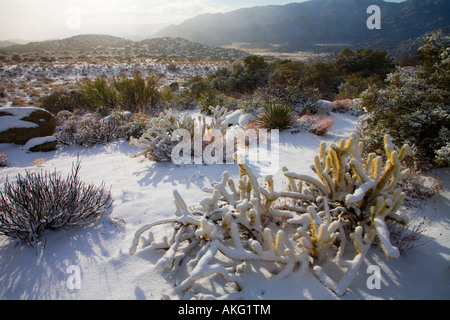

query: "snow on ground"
(0, 112), (448, 300)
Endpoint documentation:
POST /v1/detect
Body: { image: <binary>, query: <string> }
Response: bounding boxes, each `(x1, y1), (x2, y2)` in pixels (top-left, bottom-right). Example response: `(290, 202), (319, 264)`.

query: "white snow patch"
(0, 113), (448, 300)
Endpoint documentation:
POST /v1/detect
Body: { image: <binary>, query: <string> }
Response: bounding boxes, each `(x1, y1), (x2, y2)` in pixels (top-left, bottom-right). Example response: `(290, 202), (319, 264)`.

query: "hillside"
(155, 0), (450, 55)
(0, 35), (248, 61)
(0, 41), (18, 48)
(4, 34), (133, 52)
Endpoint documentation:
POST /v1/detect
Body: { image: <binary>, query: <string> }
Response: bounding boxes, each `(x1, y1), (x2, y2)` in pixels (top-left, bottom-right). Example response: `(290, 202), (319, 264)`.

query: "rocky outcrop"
(0, 107), (57, 145)
(23, 136), (58, 152)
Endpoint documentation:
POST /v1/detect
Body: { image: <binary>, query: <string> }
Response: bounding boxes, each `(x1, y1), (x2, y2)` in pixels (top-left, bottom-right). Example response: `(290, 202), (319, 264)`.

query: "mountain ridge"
(154, 0), (450, 54)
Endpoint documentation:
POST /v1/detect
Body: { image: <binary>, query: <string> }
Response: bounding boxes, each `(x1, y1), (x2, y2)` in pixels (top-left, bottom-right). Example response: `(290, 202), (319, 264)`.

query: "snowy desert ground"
(0, 112), (449, 300)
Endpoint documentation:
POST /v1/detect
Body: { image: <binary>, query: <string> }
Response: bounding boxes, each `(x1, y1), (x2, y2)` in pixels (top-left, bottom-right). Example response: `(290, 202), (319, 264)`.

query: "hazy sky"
(0, 0), (406, 41)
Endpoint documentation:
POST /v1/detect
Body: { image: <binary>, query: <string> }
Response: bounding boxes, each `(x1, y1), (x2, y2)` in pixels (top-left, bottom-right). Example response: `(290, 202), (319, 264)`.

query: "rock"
(317, 100), (334, 114)
(238, 113), (255, 126)
(24, 136), (58, 152)
(169, 82), (180, 92)
(224, 110), (243, 126)
(0, 107), (57, 144)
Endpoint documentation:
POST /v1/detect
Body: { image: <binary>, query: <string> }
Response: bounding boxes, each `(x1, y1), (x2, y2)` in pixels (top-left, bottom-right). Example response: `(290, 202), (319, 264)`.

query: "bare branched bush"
(0, 160), (112, 246)
(55, 111), (150, 146)
(299, 114), (336, 136)
(400, 169), (443, 207)
(387, 215), (434, 255)
(0, 153), (7, 167)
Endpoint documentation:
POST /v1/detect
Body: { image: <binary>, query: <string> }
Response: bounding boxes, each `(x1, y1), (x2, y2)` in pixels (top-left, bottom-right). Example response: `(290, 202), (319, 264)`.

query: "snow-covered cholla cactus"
(130, 106), (232, 163)
(130, 134), (410, 297)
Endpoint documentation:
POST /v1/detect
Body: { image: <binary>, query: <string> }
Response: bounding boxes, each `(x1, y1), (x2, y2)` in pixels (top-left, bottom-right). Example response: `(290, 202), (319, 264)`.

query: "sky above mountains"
(0, 0), (406, 41)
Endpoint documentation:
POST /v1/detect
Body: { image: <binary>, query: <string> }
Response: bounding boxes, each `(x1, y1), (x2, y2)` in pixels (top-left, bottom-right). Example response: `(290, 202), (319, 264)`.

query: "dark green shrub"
(335, 48), (396, 80)
(113, 70), (160, 113)
(359, 70), (449, 167)
(338, 73), (383, 99)
(81, 75), (118, 114)
(39, 90), (91, 114)
(359, 34), (449, 167)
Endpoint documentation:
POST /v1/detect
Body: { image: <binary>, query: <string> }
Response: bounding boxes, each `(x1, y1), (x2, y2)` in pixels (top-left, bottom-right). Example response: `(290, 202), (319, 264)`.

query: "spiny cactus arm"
(282, 167), (302, 193)
(374, 215), (400, 259)
(314, 224), (374, 296)
(211, 172), (238, 207)
(284, 172), (330, 196)
(237, 161), (261, 201)
(174, 241), (244, 294)
(345, 180), (375, 205)
(156, 225), (189, 271)
(199, 189), (221, 217)
(368, 192), (407, 259)
(234, 198), (257, 230)
(129, 218), (182, 255)
(277, 191), (315, 202)
(313, 252), (366, 297)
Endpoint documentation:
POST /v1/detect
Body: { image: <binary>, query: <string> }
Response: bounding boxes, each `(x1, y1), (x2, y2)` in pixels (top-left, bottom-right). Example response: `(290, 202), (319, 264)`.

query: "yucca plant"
(255, 103), (296, 130)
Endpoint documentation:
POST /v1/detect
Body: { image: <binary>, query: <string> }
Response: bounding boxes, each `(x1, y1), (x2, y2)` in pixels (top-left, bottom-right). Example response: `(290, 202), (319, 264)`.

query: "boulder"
(24, 136), (58, 152)
(0, 107), (56, 144)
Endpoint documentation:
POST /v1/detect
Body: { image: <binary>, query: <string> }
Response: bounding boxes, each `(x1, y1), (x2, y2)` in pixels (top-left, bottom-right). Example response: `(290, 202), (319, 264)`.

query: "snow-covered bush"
(435, 143), (450, 167)
(298, 114), (335, 136)
(55, 111), (150, 146)
(0, 160), (112, 246)
(130, 134), (410, 297)
(359, 34), (449, 168)
(359, 70), (449, 167)
(130, 106), (232, 163)
(0, 152), (7, 167)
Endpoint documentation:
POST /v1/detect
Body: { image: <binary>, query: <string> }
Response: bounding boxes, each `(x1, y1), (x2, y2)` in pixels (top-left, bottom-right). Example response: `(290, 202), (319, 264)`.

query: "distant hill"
(0, 35), (248, 61)
(155, 0), (450, 55)
(3, 34), (133, 52)
(0, 41), (18, 48)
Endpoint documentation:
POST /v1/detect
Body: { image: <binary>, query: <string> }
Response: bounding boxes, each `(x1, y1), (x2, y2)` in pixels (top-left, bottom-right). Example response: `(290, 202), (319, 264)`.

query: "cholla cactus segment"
(130, 134), (410, 298)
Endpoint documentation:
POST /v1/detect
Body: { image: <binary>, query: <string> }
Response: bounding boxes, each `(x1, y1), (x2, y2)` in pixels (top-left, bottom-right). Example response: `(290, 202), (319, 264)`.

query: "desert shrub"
(332, 99), (354, 113)
(39, 90), (91, 114)
(265, 80), (320, 115)
(11, 97), (27, 107)
(303, 60), (342, 100)
(80, 71), (160, 115)
(268, 60), (306, 87)
(299, 114), (336, 136)
(435, 143), (450, 167)
(0, 160), (112, 246)
(359, 69), (449, 167)
(81, 75), (118, 114)
(331, 99), (364, 116)
(199, 90), (220, 115)
(158, 89), (198, 111)
(113, 70), (160, 113)
(0, 153), (7, 167)
(338, 73), (383, 99)
(185, 74), (211, 99)
(200, 56), (270, 95)
(55, 111), (150, 146)
(399, 168), (443, 208)
(254, 103), (297, 130)
(240, 89), (276, 115)
(335, 48), (396, 80)
(130, 106), (232, 163)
